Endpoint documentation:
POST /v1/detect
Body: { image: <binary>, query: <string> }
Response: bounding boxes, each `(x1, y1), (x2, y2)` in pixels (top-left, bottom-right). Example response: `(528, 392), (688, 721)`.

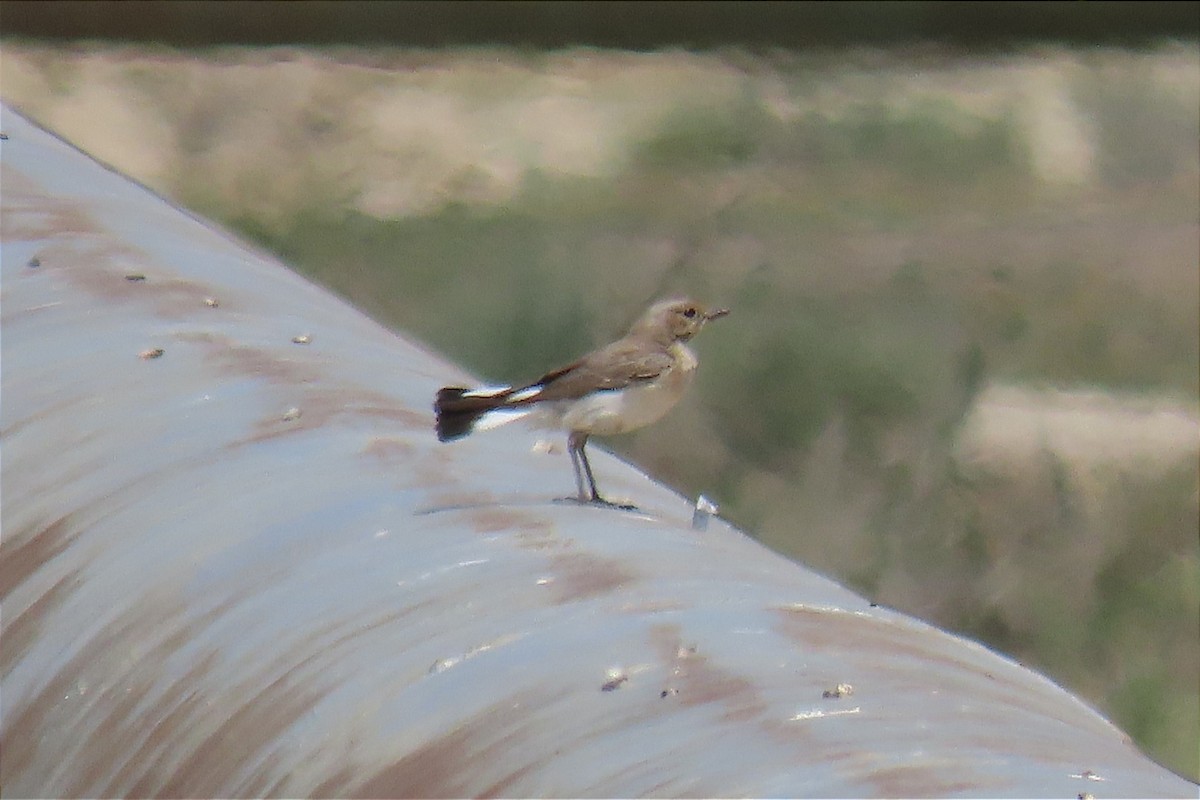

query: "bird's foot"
(593, 495), (640, 512)
(554, 495), (640, 512)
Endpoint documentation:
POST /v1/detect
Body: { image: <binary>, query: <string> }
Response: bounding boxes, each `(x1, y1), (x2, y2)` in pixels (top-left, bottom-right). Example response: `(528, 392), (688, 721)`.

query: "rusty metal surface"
(1, 102), (1194, 798)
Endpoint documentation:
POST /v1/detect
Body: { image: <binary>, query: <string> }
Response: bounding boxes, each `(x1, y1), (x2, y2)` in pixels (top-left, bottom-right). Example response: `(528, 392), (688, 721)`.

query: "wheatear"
(435, 297), (728, 507)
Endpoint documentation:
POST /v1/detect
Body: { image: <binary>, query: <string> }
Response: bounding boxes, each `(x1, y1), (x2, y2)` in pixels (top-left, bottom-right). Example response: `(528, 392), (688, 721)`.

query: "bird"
(434, 297), (729, 508)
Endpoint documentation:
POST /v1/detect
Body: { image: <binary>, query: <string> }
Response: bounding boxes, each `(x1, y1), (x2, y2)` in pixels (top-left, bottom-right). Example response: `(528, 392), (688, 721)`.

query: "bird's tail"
(434, 386), (534, 442)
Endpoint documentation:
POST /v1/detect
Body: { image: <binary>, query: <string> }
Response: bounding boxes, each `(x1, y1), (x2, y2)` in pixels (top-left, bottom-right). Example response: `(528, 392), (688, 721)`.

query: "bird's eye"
(683, 307), (697, 319)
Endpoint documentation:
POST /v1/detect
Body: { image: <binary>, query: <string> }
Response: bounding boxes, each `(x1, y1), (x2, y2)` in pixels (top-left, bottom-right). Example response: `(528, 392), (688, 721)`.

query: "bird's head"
(634, 297), (729, 344)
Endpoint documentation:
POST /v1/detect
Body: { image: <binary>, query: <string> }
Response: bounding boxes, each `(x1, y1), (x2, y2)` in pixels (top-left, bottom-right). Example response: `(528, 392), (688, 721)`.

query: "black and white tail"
(434, 385), (537, 442)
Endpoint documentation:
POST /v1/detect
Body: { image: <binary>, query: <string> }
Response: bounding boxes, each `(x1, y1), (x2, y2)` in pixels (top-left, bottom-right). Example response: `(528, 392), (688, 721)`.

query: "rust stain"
(549, 552), (636, 604)
(953, 716), (1131, 770)
(101, 652), (220, 796)
(154, 673), (327, 798)
(119, 596), (328, 796)
(649, 623), (766, 723)
(343, 688), (571, 799)
(112, 603), (437, 795)
(0, 515), (80, 599)
(308, 766), (356, 799)
(352, 726), (486, 798)
(773, 605), (1086, 729)
(477, 762), (544, 799)
(19, 235), (225, 321)
(466, 507), (551, 535)
(409, 449), (457, 490)
(240, 387), (426, 446)
(0, 569), (79, 678)
(1, 588), (198, 794)
(0, 178), (222, 319)
(163, 330), (426, 446)
(513, 528), (567, 551)
(0, 654), (79, 787)
(864, 763), (1002, 798)
(0, 167), (101, 239)
(129, 276), (227, 320)
(0, 391), (91, 442)
(360, 436), (417, 464)
(774, 605), (975, 671)
(772, 605), (1125, 779)
(178, 331), (322, 384)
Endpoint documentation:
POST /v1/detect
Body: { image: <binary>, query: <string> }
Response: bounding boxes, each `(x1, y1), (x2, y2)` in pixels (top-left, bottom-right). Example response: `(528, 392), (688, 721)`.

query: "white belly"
(544, 343), (698, 437)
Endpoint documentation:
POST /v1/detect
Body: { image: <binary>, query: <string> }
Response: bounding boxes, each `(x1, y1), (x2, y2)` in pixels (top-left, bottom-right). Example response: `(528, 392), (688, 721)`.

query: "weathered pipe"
(0, 104), (1193, 798)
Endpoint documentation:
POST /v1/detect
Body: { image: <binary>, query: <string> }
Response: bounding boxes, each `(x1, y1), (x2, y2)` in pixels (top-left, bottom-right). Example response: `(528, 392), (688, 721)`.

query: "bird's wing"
(524, 339), (672, 402)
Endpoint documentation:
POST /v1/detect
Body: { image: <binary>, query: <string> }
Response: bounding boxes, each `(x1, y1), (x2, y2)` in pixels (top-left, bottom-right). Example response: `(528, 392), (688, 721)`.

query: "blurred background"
(3, 1), (1197, 781)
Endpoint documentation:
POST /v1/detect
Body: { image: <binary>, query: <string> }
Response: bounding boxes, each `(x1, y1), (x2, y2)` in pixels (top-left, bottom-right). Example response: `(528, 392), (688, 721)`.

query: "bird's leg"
(555, 432), (590, 505)
(567, 431), (637, 511)
(568, 431), (590, 503)
(575, 432), (601, 502)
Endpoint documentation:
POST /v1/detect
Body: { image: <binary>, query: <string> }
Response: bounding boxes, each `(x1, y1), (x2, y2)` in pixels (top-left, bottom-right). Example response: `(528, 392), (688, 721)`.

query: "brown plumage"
(435, 297), (728, 507)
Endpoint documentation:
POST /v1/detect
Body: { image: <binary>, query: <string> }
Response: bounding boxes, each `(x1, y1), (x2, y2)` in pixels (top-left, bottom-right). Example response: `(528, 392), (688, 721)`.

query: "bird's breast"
(557, 343), (698, 436)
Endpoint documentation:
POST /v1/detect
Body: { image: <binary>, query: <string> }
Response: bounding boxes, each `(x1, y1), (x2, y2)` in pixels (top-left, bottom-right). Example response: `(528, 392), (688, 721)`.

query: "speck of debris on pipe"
(601, 667), (628, 692)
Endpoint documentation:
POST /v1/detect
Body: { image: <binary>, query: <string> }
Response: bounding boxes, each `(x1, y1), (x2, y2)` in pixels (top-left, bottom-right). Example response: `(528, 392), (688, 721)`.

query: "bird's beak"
(705, 307), (730, 321)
